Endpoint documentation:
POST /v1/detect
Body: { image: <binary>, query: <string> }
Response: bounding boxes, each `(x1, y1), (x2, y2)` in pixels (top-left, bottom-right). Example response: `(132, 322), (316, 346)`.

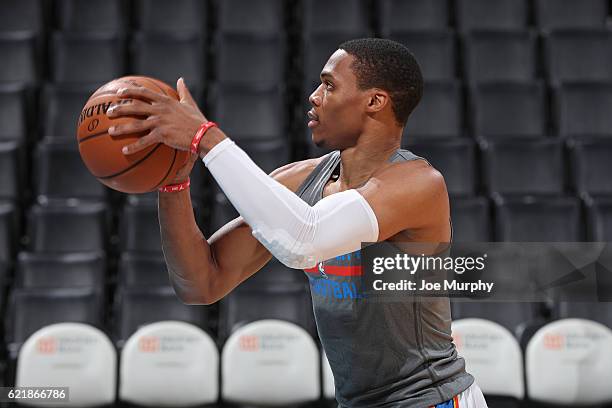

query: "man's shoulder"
(372, 158), (447, 197)
(269, 154), (329, 192)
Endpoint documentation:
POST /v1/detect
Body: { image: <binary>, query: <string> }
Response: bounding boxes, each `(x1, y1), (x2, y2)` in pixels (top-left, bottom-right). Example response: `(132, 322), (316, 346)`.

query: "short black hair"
(338, 38), (423, 126)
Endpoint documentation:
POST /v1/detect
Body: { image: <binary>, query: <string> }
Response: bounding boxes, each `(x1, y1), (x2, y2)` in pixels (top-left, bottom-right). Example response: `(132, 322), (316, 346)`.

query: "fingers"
(121, 130), (160, 155)
(177, 77), (197, 107)
(107, 99), (158, 118)
(115, 86), (168, 103)
(108, 115), (158, 136)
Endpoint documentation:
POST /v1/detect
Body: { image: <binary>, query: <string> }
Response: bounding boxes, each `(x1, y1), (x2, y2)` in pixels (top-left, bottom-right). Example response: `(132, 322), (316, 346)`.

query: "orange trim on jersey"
(454, 394), (460, 407)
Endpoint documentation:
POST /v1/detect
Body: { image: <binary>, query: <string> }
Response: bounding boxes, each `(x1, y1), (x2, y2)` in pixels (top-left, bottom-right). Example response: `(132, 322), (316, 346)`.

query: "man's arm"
(159, 158), (319, 305)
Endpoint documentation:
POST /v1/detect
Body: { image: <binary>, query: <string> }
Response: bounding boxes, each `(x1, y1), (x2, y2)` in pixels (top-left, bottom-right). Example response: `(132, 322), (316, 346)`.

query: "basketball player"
(107, 38), (488, 407)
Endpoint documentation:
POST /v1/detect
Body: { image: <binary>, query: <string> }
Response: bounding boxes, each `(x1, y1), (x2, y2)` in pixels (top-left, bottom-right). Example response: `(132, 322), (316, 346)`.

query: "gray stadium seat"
(586, 196), (612, 241)
(16, 252), (105, 291)
(570, 139), (612, 196)
(403, 80), (463, 139)
(470, 81), (546, 139)
(0, 32), (38, 84)
(450, 196), (492, 242)
(535, 0), (608, 31)
(35, 140), (106, 201)
(0, 83), (28, 142)
(0, 141), (21, 201)
(463, 30), (537, 83)
(555, 82), (612, 139)
(404, 139), (477, 197)
(135, 0), (207, 34)
(118, 252), (170, 287)
(379, 0), (449, 34)
(389, 30), (456, 81)
(302, 0), (370, 35)
(120, 196), (162, 254)
(455, 0), (528, 32)
(56, 0), (127, 33)
(494, 196), (583, 241)
(481, 139), (565, 196)
(0, 201), (17, 264)
(50, 32), (125, 84)
(545, 29), (612, 84)
(218, 0), (283, 34)
(0, 0), (44, 34)
(42, 83), (99, 140)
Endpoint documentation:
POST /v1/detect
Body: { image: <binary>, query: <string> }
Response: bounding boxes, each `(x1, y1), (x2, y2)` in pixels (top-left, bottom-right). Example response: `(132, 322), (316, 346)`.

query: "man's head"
(308, 38), (423, 150)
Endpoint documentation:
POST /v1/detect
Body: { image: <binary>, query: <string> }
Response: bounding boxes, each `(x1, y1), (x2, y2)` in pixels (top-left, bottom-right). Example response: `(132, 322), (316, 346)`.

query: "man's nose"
(309, 86), (321, 107)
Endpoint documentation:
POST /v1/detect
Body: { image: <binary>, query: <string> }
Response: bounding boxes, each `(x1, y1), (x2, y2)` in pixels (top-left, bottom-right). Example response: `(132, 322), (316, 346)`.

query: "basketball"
(76, 76), (190, 194)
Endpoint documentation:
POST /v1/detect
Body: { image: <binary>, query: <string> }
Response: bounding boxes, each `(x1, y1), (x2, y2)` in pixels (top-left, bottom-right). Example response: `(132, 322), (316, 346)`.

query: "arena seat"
(5, 288), (105, 352)
(212, 84), (285, 140)
(114, 286), (209, 347)
(535, 0), (608, 32)
(557, 302), (612, 329)
(120, 321), (219, 406)
(42, 83), (100, 141)
(455, 0), (528, 32)
(15, 251), (105, 291)
(322, 350), (335, 400)
(494, 196), (583, 241)
(0, 83), (28, 142)
(586, 196), (612, 241)
(50, 31), (125, 84)
(570, 139), (612, 196)
(28, 201), (108, 253)
(218, 0), (283, 35)
(120, 195), (163, 254)
(0, 0), (44, 34)
(544, 29), (612, 84)
(404, 138), (477, 197)
(555, 82), (612, 139)
(469, 81), (546, 139)
(0, 32), (38, 85)
(134, 0), (207, 34)
(15, 323), (116, 407)
(462, 30), (537, 83)
(240, 138), (290, 174)
(221, 319), (320, 405)
(0, 140), (21, 201)
(379, 0), (449, 34)
(118, 252), (169, 288)
(132, 31), (205, 88)
(302, 0), (370, 35)
(236, 259), (309, 290)
(0, 201), (17, 265)
(525, 318), (612, 406)
(481, 139), (565, 196)
(450, 196), (492, 242)
(35, 140), (106, 201)
(403, 80), (463, 140)
(388, 30), (456, 81)
(219, 281), (316, 340)
(215, 33), (285, 87)
(452, 318), (524, 404)
(55, 0), (126, 33)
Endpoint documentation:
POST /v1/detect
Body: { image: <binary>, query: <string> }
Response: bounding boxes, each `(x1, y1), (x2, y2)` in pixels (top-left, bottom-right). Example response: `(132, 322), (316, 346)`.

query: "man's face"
(308, 50), (367, 150)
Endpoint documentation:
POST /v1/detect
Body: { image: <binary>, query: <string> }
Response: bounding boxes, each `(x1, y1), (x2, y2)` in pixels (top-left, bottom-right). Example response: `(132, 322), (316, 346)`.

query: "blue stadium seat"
(379, 0), (449, 34)
(403, 80), (463, 140)
(404, 139), (477, 197)
(455, 0), (528, 32)
(469, 81), (546, 139)
(535, 0), (608, 31)
(388, 30), (456, 81)
(481, 139), (565, 196)
(462, 30), (537, 83)
(545, 29), (612, 84)
(50, 32), (125, 84)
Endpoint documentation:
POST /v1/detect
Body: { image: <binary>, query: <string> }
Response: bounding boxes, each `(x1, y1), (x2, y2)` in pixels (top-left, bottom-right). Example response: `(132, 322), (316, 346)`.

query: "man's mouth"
(307, 110), (320, 128)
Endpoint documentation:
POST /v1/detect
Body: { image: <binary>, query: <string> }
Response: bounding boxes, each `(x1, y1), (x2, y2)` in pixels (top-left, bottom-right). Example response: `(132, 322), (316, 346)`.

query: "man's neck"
(337, 130), (402, 190)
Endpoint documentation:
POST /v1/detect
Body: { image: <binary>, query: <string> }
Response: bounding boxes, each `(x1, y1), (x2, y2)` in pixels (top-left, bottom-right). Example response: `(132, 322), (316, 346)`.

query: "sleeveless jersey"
(295, 149), (474, 408)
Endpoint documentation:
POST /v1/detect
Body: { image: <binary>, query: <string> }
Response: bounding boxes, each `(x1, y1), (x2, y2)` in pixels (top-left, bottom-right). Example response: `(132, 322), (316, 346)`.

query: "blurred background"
(0, 0), (612, 406)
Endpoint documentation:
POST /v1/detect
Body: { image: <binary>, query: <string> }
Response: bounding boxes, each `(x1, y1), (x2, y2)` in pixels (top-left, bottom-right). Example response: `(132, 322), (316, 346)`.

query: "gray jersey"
(295, 149), (474, 408)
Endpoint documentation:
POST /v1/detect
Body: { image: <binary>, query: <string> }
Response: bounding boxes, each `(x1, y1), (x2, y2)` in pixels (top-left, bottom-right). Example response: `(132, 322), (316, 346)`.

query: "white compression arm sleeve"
(203, 138), (379, 269)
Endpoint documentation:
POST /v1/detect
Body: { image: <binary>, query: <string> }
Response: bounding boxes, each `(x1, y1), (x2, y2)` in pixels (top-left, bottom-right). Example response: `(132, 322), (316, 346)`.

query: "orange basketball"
(76, 76), (189, 194)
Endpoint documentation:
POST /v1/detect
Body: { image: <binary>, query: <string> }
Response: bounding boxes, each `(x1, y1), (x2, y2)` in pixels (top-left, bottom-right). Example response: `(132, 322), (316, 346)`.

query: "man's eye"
(325, 82), (333, 90)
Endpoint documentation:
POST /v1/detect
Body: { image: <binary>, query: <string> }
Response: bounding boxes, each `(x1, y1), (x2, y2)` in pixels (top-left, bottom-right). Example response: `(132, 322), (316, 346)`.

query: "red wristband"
(190, 121), (218, 155)
(159, 178), (190, 193)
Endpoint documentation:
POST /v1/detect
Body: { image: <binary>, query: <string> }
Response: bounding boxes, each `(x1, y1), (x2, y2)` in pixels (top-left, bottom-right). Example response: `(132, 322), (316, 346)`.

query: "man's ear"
(365, 89), (389, 113)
